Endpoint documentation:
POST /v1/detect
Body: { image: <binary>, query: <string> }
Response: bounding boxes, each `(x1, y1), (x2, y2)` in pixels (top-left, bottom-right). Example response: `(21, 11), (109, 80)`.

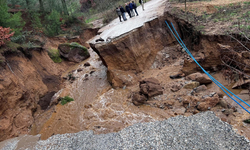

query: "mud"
(1, 0), (250, 145)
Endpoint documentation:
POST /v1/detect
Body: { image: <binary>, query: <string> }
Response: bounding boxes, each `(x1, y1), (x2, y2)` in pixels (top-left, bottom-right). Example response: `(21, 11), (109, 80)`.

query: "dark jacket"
(132, 3), (137, 9)
(120, 7), (125, 13)
(129, 3), (133, 9)
(116, 8), (122, 16)
(125, 5), (130, 12)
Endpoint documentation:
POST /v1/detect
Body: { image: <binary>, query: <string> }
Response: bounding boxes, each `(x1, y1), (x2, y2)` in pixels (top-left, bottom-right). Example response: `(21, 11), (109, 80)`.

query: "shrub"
(44, 10), (62, 37)
(60, 96), (74, 105)
(103, 10), (117, 24)
(0, 2), (25, 36)
(30, 12), (43, 31)
(48, 48), (62, 63)
(0, 27), (14, 46)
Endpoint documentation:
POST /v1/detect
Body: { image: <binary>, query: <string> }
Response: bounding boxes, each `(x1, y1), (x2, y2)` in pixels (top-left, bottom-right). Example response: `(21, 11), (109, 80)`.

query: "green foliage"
(64, 15), (81, 27)
(0, 2), (25, 36)
(48, 48), (62, 63)
(243, 119), (250, 124)
(10, 34), (26, 43)
(44, 10), (62, 37)
(71, 25), (83, 35)
(103, 10), (117, 24)
(30, 12), (43, 30)
(60, 96), (74, 105)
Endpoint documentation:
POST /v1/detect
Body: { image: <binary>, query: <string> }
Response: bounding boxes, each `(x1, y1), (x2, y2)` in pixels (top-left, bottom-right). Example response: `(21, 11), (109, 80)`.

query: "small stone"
(84, 62), (91, 67)
(183, 81), (200, 89)
(209, 92), (216, 97)
(193, 109), (199, 114)
(219, 99), (228, 108)
(223, 109), (234, 116)
(77, 68), (83, 72)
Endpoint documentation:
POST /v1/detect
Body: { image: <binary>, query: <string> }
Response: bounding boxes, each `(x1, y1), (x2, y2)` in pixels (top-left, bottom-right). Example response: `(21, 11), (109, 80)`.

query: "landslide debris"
(2, 112), (249, 149)
(58, 42), (90, 63)
(132, 77), (163, 106)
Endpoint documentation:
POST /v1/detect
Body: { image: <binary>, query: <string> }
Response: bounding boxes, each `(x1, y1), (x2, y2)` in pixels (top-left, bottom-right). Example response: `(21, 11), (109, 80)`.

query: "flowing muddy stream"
(32, 45), (250, 140)
(34, 48), (176, 140)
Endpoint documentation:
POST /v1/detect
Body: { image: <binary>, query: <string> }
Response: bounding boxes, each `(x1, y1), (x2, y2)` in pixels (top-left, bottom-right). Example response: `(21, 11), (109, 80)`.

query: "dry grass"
(172, 0), (249, 15)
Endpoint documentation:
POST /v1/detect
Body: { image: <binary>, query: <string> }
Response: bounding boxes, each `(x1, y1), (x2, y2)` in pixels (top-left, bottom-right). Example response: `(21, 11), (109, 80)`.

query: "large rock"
(186, 72), (212, 84)
(132, 93), (148, 106)
(197, 96), (220, 111)
(139, 78), (163, 98)
(107, 69), (138, 88)
(58, 42), (90, 63)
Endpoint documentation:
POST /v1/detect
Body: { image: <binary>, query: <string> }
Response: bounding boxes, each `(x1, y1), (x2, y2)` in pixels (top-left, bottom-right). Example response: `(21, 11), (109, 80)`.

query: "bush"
(48, 48), (62, 63)
(30, 12), (43, 31)
(103, 10), (117, 24)
(60, 96), (74, 105)
(0, 2), (25, 36)
(0, 27), (14, 47)
(44, 10), (62, 37)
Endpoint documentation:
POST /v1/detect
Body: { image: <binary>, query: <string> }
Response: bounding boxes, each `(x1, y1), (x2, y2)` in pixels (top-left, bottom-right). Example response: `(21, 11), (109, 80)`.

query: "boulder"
(194, 85), (207, 93)
(183, 81), (200, 89)
(186, 72), (212, 84)
(197, 96), (220, 111)
(132, 93), (148, 106)
(58, 42), (90, 63)
(139, 77), (163, 97)
(107, 69), (138, 88)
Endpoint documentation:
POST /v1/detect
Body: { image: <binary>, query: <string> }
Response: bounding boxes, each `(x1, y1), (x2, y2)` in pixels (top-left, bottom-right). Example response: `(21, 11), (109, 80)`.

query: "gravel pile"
(2, 111), (249, 150)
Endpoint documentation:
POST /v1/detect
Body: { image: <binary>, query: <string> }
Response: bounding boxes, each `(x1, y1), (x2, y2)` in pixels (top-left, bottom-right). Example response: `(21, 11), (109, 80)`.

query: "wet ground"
(28, 43), (250, 141)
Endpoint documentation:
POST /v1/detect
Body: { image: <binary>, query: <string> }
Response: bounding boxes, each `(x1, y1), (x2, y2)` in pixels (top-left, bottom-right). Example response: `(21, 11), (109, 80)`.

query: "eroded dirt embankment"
(0, 49), (69, 141)
(0, 28), (99, 142)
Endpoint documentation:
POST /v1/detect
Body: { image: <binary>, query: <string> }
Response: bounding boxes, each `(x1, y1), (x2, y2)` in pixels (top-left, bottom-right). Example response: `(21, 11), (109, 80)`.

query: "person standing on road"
(129, 1), (135, 17)
(116, 7), (122, 22)
(125, 3), (132, 18)
(119, 6), (127, 21)
(139, 0), (144, 11)
(132, 1), (138, 16)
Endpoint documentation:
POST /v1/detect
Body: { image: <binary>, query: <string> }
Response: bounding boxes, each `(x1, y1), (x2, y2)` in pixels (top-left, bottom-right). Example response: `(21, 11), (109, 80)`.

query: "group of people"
(116, 0), (145, 22)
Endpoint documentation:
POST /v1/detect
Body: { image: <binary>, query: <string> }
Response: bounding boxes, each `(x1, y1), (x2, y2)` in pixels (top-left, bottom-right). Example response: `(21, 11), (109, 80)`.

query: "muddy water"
(36, 48), (174, 140)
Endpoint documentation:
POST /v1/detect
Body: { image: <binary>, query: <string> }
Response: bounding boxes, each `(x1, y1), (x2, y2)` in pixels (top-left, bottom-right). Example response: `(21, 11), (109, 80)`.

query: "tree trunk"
(185, 0), (187, 20)
(39, 0), (44, 12)
(25, 0), (30, 10)
(61, 0), (69, 15)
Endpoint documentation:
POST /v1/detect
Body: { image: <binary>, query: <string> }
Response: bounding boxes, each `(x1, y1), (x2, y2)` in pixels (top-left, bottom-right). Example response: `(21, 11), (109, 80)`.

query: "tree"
(39, 0), (44, 12)
(61, 0), (69, 15)
(25, 0), (30, 10)
(0, 27), (14, 46)
(0, 1), (25, 35)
